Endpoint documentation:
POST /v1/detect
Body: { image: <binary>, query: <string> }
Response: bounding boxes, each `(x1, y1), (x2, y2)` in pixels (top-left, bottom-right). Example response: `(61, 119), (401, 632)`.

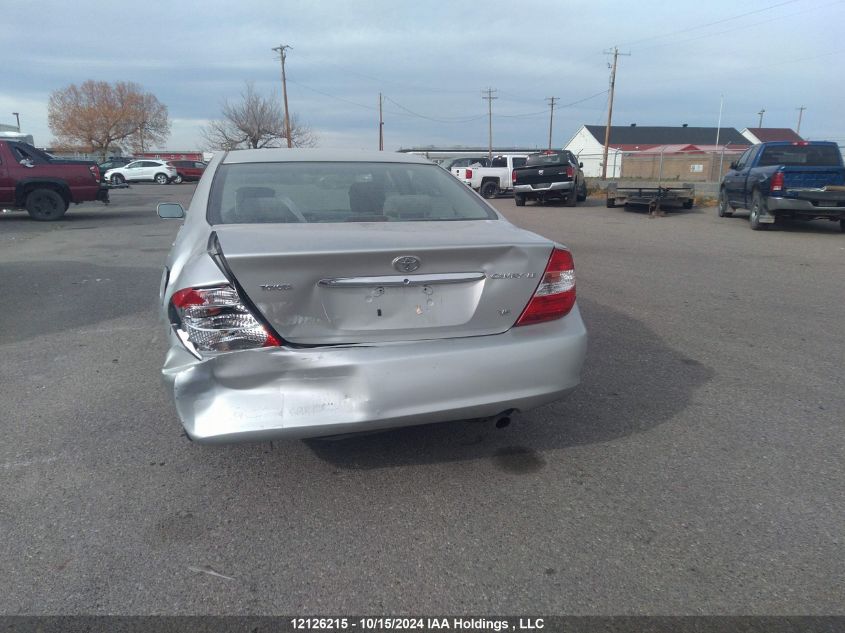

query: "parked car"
(719, 141), (845, 231)
(97, 157), (135, 177)
(440, 156), (491, 172)
(104, 159), (176, 185)
(156, 149), (587, 443)
(512, 150), (587, 207)
(167, 160), (207, 184)
(0, 139), (109, 220)
(453, 154), (528, 198)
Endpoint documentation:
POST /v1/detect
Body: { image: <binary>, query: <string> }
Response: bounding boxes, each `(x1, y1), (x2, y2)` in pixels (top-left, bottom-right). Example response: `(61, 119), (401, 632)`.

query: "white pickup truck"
(452, 154), (528, 198)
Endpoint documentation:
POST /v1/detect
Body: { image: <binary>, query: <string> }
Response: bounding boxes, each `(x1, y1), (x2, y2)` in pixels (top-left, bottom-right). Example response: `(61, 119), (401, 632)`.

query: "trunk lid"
(214, 221), (553, 345)
(514, 165), (573, 188)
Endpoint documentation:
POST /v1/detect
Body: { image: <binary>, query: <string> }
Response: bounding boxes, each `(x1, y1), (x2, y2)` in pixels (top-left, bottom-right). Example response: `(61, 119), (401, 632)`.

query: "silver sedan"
(157, 149), (587, 443)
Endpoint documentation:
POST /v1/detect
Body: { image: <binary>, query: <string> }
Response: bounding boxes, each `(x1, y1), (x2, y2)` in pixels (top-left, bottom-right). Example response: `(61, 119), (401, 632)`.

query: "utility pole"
(12, 112), (20, 132)
(546, 97), (558, 150)
(482, 87), (497, 159)
(378, 93), (384, 151)
(757, 107), (765, 128)
(796, 105), (806, 135)
(272, 44), (293, 148)
(601, 47), (630, 179)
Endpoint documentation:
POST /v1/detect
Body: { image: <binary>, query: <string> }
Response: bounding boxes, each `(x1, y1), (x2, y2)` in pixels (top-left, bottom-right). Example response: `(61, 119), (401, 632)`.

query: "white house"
(564, 124), (749, 178)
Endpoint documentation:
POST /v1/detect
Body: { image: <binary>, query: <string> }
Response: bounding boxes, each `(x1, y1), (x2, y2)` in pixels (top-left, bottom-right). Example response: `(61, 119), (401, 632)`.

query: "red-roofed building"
(740, 128), (804, 144)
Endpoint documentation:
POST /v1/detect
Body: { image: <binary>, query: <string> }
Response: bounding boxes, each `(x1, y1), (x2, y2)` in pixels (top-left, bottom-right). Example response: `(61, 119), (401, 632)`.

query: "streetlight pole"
(12, 112), (20, 132)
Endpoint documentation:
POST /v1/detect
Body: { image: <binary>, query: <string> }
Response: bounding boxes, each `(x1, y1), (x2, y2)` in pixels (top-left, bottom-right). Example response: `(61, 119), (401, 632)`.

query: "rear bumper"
(514, 182), (574, 195)
(161, 306), (588, 443)
(767, 195), (845, 218)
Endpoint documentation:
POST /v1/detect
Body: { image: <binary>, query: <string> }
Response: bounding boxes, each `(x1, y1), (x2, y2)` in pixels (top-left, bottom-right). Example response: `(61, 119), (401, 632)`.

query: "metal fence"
(573, 149), (746, 183)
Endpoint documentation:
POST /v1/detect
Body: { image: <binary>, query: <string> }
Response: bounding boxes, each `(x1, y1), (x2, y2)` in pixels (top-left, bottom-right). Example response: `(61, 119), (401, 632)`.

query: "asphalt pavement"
(1, 184), (842, 614)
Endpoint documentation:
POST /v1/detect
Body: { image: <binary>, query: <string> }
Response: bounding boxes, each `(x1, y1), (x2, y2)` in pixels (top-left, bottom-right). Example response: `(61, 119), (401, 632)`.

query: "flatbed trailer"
(606, 182), (695, 211)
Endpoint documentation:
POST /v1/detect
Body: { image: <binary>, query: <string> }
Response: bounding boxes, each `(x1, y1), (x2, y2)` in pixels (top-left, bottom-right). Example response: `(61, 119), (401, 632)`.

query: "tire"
(577, 182), (588, 202)
(514, 194), (526, 207)
(173, 174), (183, 184)
(480, 181), (498, 199)
(840, 219), (845, 233)
(749, 189), (768, 231)
(25, 188), (68, 221)
(110, 174), (125, 185)
(154, 173), (170, 185)
(717, 188), (733, 217)
(606, 197), (616, 208)
(683, 199), (694, 209)
(566, 185), (577, 207)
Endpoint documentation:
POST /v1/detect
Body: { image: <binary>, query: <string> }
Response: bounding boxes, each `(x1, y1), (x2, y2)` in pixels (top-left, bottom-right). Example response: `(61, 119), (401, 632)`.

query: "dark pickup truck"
(512, 150), (587, 207)
(719, 141), (845, 231)
(0, 139), (109, 220)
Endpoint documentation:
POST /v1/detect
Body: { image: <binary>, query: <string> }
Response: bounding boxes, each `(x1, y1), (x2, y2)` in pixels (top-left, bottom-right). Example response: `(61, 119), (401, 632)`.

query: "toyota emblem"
(392, 256), (421, 273)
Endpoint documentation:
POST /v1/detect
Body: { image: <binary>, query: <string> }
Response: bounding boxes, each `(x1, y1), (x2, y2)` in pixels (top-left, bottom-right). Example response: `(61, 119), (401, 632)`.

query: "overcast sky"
(3, 0), (843, 151)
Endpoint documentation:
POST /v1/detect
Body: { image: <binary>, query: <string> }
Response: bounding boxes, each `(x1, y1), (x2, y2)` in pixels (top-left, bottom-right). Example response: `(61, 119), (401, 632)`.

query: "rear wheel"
(480, 181), (498, 199)
(25, 188), (68, 221)
(173, 174), (183, 184)
(683, 198), (694, 209)
(577, 182), (588, 202)
(717, 188), (733, 217)
(606, 197), (616, 208)
(154, 173), (170, 185)
(566, 185), (577, 207)
(514, 194), (526, 207)
(749, 189), (768, 231)
(110, 173), (125, 185)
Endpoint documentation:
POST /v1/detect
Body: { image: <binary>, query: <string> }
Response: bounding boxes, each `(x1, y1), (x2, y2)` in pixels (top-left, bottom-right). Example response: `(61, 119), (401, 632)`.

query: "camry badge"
(393, 255), (421, 273)
(260, 283), (293, 291)
(538, 169), (544, 175)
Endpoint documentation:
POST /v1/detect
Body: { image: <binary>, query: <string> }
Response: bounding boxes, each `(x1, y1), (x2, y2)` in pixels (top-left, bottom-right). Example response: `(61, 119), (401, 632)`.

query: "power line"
(619, 0), (799, 48)
(629, 0), (841, 53)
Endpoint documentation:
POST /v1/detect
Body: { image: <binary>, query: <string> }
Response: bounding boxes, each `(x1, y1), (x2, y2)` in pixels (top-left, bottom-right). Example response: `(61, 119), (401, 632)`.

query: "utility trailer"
(606, 182), (695, 212)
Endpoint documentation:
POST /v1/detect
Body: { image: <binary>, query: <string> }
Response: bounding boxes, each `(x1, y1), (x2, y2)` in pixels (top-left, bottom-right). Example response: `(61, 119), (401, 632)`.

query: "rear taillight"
(465, 168), (473, 179)
(566, 166), (574, 178)
(89, 165), (100, 181)
(512, 169), (518, 184)
(515, 248), (576, 326)
(770, 171), (785, 193)
(169, 284), (282, 353)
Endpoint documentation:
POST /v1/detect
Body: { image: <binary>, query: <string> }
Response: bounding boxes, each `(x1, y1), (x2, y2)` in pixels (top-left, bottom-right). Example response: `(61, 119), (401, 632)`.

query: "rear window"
(758, 145), (842, 167)
(525, 152), (571, 167)
(207, 161), (498, 224)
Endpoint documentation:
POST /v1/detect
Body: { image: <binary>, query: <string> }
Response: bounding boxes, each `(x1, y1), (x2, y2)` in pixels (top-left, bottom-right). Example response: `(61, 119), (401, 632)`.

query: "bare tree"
(126, 92), (171, 154)
(48, 80), (170, 159)
(201, 82), (316, 150)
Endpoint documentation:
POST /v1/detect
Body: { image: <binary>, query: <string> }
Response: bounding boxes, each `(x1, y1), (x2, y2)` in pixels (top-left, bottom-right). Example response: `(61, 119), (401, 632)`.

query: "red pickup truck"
(0, 139), (109, 220)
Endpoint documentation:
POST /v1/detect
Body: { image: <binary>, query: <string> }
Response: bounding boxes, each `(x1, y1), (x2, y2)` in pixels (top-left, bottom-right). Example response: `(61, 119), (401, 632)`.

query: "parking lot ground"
(1, 186), (843, 614)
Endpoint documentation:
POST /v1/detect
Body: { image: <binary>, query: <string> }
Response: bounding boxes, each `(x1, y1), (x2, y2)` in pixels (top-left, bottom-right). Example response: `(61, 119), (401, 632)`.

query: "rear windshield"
(758, 145), (842, 167)
(208, 161), (498, 224)
(525, 152), (571, 167)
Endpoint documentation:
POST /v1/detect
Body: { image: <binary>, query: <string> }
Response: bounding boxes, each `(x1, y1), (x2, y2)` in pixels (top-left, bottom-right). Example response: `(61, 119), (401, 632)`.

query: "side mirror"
(729, 161), (738, 170)
(19, 159), (34, 168)
(157, 202), (185, 219)
(579, 162), (584, 168)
